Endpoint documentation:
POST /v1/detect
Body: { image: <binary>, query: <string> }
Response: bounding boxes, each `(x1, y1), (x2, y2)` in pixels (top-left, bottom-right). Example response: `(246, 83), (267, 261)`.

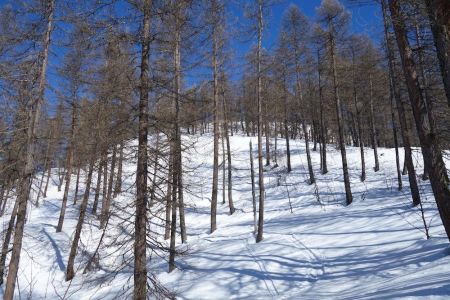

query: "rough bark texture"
(382, 0), (420, 205)
(256, 0), (265, 243)
(66, 159), (95, 281)
(389, 0), (450, 241)
(424, 0), (450, 107)
(134, 0), (152, 297)
(210, 7), (220, 233)
(329, 28), (353, 205)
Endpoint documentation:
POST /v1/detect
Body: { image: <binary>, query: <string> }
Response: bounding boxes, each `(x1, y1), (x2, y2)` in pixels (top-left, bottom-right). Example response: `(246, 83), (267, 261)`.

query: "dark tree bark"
(250, 141), (257, 235)
(114, 142), (124, 197)
(92, 159), (104, 215)
(164, 154), (173, 240)
(57, 103), (77, 233)
(66, 159), (95, 281)
(222, 89), (235, 214)
(101, 145), (116, 229)
(382, 0), (421, 206)
(389, 0), (450, 241)
(0, 200), (18, 286)
(369, 75), (380, 172)
(134, 0), (152, 297)
(256, 0), (265, 243)
(329, 27), (353, 205)
(317, 50), (328, 174)
(210, 1), (220, 233)
(73, 166), (81, 204)
(424, 0), (450, 107)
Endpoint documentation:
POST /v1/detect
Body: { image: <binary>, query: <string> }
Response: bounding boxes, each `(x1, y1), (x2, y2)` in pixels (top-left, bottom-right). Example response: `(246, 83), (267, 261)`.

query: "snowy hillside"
(1, 134), (449, 299)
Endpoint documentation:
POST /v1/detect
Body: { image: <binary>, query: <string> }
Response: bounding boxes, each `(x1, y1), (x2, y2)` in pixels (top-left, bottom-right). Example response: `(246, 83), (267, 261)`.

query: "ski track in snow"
(1, 133), (450, 299)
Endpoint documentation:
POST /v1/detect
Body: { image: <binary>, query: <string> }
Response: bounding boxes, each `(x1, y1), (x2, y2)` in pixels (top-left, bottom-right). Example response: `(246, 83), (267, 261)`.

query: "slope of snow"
(1, 133), (449, 299)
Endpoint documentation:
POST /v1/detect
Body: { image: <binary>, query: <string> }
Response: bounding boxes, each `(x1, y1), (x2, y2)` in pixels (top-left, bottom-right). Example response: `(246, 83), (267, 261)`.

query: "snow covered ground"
(1, 134), (449, 299)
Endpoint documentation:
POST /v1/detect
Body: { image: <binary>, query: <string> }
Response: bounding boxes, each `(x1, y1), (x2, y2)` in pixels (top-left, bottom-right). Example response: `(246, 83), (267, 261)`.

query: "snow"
(1, 133), (449, 299)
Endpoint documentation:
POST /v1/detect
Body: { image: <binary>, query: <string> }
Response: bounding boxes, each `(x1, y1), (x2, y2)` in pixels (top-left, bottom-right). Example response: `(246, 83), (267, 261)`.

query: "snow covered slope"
(1, 134), (449, 299)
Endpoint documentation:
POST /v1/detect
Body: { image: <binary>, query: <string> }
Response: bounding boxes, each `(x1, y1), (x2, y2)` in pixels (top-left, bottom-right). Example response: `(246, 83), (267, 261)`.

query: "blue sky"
(0, 0), (383, 110)
(221, 0), (382, 82)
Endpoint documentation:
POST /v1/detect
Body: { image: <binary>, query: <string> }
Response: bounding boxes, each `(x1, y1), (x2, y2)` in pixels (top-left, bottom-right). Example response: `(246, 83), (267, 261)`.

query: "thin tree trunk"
(150, 133), (160, 206)
(178, 164), (186, 243)
(329, 29), (352, 205)
(0, 200), (18, 286)
(250, 141), (257, 235)
(43, 166), (51, 198)
(102, 152), (108, 213)
(318, 51), (327, 174)
(369, 75), (380, 172)
(256, 1), (265, 243)
(221, 127), (226, 205)
(73, 166), (81, 205)
(283, 76), (292, 172)
(164, 153), (173, 240)
(101, 145), (116, 229)
(92, 159), (103, 215)
(351, 50), (366, 182)
(66, 159), (95, 281)
(222, 91), (235, 215)
(114, 142), (124, 197)
(210, 9), (220, 233)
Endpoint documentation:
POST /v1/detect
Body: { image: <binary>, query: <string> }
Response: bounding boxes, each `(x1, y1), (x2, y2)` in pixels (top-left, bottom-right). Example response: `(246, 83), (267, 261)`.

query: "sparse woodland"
(0, 0), (449, 299)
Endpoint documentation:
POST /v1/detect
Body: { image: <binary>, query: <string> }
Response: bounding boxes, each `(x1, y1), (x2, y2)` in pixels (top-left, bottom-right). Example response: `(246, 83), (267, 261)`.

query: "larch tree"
(316, 0), (353, 205)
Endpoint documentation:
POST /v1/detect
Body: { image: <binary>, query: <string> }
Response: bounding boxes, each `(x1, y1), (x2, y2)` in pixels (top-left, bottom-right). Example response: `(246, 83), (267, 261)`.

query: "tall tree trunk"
(134, 0), (152, 297)
(210, 9), (220, 233)
(221, 127), (226, 205)
(101, 145), (116, 229)
(329, 29), (353, 205)
(424, 0), (450, 107)
(92, 159), (104, 215)
(250, 141), (257, 235)
(66, 159), (95, 281)
(414, 21), (434, 180)
(173, 7), (185, 245)
(317, 51), (328, 174)
(283, 76), (291, 172)
(222, 90), (235, 215)
(256, 0), (265, 243)
(351, 50), (366, 182)
(389, 0), (450, 241)
(168, 152), (178, 273)
(382, 0), (421, 206)
(178, 165), (186, 243)
(4, 1), (54, 298)
(369, 75), (380, 172)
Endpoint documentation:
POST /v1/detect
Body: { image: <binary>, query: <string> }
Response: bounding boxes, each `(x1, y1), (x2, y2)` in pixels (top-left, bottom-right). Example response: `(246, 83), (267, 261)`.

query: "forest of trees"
(0, 0), (449, 298)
